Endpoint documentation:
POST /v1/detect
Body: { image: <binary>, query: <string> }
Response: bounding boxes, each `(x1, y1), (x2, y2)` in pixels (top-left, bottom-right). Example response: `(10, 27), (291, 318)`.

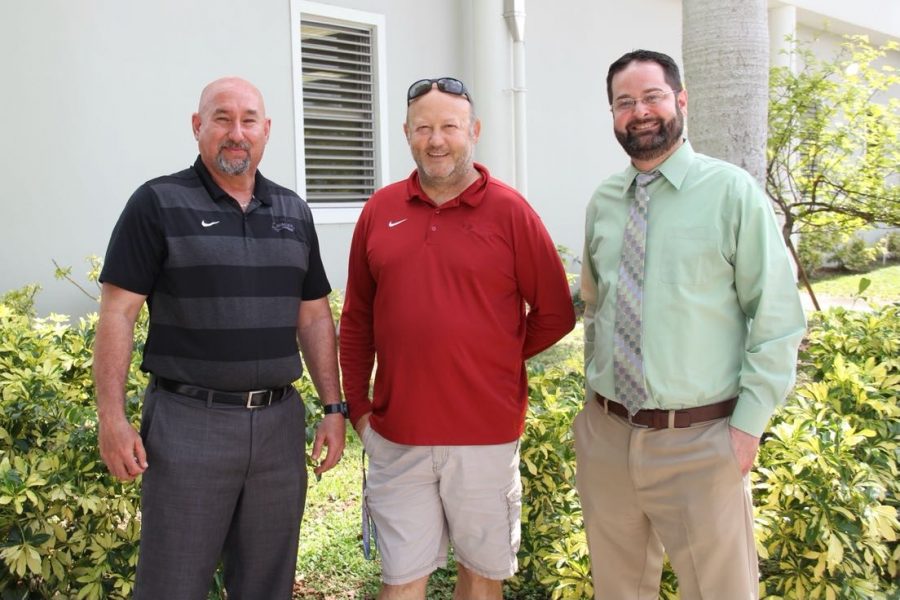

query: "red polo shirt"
(339, 164), (575, 445)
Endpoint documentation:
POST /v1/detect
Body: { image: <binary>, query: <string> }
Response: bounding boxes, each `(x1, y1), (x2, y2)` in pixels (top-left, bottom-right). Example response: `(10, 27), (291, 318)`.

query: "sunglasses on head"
(407, 77), (471, 105)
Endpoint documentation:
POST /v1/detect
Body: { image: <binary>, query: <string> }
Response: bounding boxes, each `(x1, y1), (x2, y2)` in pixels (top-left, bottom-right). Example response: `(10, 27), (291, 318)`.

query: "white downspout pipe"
(470, 0), (514, 185)
(504, 0), (527, 195)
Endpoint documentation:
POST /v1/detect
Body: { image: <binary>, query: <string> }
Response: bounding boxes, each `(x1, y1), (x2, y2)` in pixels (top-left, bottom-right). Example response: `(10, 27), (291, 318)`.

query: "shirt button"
(435, 209), (441, 214)
(431, 225), (437, 231)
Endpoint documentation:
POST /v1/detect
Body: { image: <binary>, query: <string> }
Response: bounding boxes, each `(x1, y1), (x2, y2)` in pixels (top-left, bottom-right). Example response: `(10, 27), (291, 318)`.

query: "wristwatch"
(323, 402), (349, 418)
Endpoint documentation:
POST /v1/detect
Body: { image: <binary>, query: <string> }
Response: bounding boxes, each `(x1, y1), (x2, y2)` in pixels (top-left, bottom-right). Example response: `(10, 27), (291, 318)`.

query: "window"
(291, 1), (389, 224)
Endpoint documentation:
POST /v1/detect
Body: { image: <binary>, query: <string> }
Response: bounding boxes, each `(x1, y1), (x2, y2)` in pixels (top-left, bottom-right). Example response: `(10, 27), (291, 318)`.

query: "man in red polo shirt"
(339, 78), (575, 599)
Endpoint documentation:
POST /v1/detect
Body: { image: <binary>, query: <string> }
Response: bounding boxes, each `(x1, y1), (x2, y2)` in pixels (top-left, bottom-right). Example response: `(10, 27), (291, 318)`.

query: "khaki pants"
(573, 398), (758, 600)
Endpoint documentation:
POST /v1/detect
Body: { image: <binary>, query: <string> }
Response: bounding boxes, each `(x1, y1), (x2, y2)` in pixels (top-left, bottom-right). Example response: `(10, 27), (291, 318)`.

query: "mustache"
(218, 141), (251, 151)
(628, 117), (662, 128)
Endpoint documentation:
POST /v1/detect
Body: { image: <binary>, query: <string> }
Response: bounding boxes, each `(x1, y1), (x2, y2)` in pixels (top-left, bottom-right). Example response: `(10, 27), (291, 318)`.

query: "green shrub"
(0, 303), (146, 599)
(755, 305), (899, 599)
(3, 285), (898, 600)
(885, 231), (900, 257)
(797, 228), (841, 276)
(0, 285), (40, 320)
(834, 237), (877, 272)
(0, 289), (327, 599)
(512, 359), (590, 600)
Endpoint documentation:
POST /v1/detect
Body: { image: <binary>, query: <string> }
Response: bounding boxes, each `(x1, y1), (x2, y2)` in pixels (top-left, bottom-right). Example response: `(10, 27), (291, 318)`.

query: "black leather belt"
(596, 393), (736, 429)
(156, 377), (291, 409)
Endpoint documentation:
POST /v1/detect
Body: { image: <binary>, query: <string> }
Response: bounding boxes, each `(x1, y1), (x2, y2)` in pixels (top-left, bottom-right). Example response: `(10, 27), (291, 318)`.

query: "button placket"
(430, 208), (440, 233)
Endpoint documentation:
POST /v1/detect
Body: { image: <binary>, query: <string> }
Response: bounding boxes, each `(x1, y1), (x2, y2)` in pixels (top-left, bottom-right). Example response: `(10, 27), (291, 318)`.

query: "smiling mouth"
(629, 120), (660, 133)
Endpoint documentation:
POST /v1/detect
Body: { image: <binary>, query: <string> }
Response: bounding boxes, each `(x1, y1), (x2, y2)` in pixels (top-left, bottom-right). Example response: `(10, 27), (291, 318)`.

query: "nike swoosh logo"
(201, 220), (220, 228)
(388, 219), (408, 228)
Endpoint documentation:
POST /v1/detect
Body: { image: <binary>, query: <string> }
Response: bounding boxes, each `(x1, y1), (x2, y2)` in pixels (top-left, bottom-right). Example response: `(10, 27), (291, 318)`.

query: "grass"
(808, 263), (900, 300)
(294, 435), (380, 599)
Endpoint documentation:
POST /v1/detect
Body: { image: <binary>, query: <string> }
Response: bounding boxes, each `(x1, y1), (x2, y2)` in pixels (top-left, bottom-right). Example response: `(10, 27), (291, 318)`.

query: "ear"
(191, 113), (201, 140)
(471, 118), (481, 142)
(402, 121), (410, 141)
(264, 117), (272, 141)
(677, 89), (688, 115)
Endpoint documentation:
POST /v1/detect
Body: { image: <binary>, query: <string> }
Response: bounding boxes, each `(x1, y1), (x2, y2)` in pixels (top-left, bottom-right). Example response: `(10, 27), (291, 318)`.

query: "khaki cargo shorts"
(362, 426), (522, 585)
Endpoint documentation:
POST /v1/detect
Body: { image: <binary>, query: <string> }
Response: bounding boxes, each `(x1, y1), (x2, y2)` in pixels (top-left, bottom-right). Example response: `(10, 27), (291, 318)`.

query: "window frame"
(290, 0), (389, 224)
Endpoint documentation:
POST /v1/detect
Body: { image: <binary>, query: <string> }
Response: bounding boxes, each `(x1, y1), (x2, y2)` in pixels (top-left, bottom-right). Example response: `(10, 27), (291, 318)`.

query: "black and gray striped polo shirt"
(100, 157), (331, 391)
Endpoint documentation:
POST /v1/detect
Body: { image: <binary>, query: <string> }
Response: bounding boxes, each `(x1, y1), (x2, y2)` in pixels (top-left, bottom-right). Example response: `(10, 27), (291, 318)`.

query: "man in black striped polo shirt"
(94, 77), (345, 599)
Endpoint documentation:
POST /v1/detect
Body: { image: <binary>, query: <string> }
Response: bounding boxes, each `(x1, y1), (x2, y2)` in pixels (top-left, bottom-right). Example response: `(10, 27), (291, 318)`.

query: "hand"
(311, 413), (346, 477)
(98, 416), (147, 481)
(728, 426), (761, 476)
(354, 412), (371, 439)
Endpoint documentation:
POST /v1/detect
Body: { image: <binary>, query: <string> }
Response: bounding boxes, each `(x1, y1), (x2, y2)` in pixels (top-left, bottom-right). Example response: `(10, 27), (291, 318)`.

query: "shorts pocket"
(361, 424), (377, 456)
(503, 471), (523, 555)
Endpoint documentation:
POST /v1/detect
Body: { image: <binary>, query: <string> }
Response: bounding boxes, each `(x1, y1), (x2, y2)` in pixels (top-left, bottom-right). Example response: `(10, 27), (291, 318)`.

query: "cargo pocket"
(504, 466), (523, 555)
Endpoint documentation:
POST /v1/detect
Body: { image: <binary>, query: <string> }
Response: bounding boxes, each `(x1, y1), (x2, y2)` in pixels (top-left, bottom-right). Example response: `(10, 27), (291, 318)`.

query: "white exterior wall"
(0, 0), (461, 315)
(774, 0), (899, 42)
(526, 0), (683, 262)
(1, 0), (896, 315)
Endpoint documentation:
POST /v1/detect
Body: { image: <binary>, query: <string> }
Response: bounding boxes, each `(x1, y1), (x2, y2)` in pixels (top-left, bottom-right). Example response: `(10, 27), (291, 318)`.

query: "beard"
(215, 141), (251, 175)
(415, 144), (476, 189)
(615, 107), (684, 162)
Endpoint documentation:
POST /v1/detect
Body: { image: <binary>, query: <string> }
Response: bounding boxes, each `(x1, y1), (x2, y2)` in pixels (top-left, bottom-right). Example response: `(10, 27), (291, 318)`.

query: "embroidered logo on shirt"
(388, 219), (408, 228)
(272, 221), (295, 233)
(201, 220), (220, 228)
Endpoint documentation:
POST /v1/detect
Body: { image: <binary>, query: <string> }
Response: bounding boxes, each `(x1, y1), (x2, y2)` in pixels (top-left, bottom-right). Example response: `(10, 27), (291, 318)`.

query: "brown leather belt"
(595, 393), (736, 429)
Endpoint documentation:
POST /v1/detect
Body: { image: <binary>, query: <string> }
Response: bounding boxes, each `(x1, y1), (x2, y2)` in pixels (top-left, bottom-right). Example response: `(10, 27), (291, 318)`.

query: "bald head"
(192, 77), (271, 179)
(198, 77), (267, 118)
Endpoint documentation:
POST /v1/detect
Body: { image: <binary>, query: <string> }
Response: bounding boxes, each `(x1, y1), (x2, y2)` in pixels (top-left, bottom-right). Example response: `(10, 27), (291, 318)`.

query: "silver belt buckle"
(246, 389), (273, 408)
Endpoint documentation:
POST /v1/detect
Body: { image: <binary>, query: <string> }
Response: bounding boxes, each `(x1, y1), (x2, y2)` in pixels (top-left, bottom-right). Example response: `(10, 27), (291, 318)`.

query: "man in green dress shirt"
(575, 50), (806, 599)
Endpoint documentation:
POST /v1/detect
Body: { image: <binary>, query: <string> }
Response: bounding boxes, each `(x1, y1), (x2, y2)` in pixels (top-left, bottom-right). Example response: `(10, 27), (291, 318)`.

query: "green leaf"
(856, 277), (872, 296)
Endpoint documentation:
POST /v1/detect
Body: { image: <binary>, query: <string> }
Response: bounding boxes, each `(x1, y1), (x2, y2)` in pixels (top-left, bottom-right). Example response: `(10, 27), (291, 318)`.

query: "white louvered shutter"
(300, 18), (377, 203)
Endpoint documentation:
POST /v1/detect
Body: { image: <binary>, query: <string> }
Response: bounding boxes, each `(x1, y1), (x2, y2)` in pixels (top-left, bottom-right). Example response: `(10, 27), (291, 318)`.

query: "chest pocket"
(658, 226), (719, 285)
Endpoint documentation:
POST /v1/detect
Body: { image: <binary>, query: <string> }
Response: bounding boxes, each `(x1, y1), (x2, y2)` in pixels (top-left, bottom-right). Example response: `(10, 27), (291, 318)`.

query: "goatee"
(216, 142), (252, 175)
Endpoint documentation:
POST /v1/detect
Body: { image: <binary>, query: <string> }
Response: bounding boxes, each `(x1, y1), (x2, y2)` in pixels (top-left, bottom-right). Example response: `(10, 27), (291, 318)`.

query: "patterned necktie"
(613, 170), (661, 415)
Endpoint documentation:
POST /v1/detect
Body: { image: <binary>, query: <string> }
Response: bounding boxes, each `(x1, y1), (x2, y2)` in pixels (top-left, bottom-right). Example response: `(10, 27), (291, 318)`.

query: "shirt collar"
(405, 162), (490, 208)
(620, 139), (694, 195)
(192, 155), (273, 206)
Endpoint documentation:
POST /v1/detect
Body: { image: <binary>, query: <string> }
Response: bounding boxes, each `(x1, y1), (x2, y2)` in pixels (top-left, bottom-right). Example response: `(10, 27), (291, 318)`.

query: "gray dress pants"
(134, 382), (307, 600)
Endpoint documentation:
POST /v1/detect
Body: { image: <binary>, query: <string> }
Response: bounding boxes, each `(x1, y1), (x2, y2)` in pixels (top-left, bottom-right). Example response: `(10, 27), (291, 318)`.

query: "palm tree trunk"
(682, 0), (769, 185)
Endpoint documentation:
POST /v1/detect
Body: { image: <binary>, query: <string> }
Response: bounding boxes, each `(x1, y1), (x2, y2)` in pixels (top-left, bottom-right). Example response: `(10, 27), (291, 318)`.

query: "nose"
(633, 99), (653, 116)
(228, 122), (245, 141)
(427, 129), (446, 146)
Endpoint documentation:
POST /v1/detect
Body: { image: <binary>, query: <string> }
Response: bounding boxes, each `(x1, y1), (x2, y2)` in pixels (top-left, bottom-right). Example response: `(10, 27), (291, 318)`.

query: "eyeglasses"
(611, 90), (677, 113)
(407, 77), (471, 105)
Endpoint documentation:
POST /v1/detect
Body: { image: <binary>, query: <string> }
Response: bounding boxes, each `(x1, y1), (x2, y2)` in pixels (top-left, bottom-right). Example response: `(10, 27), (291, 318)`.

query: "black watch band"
(323, 402), (348, 418)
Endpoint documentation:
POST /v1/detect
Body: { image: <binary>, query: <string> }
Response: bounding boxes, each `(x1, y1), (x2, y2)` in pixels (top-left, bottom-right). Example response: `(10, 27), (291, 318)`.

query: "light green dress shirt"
(581, 141), (806, 437)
